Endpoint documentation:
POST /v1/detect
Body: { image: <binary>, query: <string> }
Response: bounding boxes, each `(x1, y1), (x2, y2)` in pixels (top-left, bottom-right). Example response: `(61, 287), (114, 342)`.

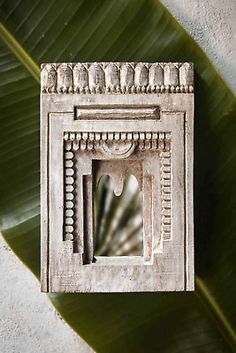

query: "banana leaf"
(0, 0), (236, 352)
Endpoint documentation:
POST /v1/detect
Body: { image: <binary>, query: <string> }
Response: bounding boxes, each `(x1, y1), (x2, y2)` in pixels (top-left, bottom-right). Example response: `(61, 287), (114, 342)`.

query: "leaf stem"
(0, 22), (40, 83)
(196, 277), (236, 352)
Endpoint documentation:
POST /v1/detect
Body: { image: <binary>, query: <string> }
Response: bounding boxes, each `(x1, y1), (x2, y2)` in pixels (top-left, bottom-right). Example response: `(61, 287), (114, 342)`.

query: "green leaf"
(0, 0), (236, 352)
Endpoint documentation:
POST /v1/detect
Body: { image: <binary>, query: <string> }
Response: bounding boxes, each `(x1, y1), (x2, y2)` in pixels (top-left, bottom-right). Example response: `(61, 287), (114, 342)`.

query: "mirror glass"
(94, 175), (143, 256)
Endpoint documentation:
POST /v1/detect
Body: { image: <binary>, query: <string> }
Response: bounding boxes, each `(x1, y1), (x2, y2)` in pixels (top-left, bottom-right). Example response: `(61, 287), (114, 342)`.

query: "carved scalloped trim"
(41, 62), (194, 94)
(64, 131), (171, 152)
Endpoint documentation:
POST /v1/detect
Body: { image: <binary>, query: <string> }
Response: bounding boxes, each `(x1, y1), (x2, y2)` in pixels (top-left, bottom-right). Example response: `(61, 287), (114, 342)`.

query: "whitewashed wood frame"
(41, 62), (194, 292)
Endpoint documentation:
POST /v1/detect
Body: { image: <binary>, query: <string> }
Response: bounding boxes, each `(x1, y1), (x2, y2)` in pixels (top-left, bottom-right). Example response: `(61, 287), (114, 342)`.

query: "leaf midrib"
(0, 23), (40, 82)
(0, 20), (236, 353)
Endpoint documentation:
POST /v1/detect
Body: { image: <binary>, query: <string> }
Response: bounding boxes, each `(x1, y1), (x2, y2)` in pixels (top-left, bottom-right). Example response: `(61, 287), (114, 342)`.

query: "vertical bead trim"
(64, 139), (76, 241)
(160, 136), (172, 241)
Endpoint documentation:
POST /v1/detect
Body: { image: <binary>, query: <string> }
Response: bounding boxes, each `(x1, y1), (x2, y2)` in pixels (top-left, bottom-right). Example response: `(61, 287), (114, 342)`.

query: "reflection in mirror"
(94, 175), (143, 256)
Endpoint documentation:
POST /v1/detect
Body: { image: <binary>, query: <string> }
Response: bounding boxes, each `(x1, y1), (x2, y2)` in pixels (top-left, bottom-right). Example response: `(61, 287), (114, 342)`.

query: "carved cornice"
(41, 62), (194, 94)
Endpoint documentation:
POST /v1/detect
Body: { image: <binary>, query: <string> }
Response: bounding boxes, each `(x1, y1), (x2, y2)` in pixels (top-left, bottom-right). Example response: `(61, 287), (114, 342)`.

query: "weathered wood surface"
(41, 62), (194, 293)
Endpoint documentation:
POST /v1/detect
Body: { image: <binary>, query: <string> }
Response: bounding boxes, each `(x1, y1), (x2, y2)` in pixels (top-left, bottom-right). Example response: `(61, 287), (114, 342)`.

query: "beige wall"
(161, 0), (236, 92)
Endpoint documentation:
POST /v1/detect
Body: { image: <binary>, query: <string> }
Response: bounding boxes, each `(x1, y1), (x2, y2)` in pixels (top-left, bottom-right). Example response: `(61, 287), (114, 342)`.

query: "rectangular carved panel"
(75, 105), (160, 120)
(41, 62), (194, 292)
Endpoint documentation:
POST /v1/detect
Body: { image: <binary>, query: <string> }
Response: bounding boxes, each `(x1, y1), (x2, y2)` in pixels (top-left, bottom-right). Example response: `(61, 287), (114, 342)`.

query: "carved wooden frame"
(41, 62), (194, 292)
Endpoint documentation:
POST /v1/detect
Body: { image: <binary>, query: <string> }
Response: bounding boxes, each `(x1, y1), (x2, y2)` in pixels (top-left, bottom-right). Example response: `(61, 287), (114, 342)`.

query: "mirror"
(94, 175), (143, 256)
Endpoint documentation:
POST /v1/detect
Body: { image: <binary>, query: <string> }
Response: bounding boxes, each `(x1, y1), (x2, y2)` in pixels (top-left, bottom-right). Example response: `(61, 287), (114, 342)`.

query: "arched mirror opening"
(93, 175), (143, 257)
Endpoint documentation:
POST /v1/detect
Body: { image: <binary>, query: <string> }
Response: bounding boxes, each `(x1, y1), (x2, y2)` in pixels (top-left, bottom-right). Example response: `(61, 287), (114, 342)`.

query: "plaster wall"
(0, 236), (94, 353)
(161, 0), (236, 92)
